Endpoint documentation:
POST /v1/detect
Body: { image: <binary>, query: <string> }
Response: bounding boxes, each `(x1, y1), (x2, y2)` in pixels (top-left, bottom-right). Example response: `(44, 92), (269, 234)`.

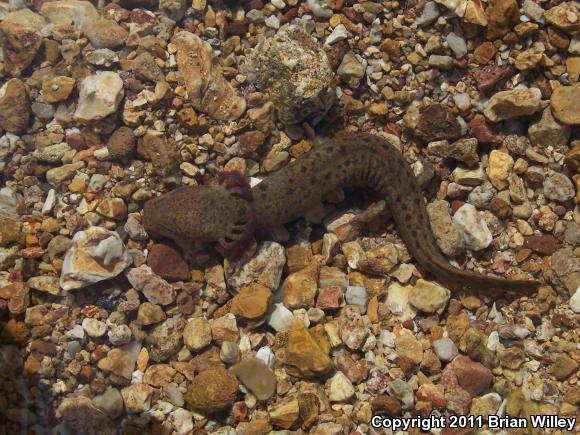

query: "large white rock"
(453, 203), (492, 251)
(41, 0), (98, 27)
(60, 226), (131, 290)
(74, 72), (124, 122)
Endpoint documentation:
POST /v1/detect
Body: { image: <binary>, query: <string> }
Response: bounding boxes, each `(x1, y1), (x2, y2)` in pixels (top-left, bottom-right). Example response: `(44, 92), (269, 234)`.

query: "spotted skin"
(144, 132), (539, 292)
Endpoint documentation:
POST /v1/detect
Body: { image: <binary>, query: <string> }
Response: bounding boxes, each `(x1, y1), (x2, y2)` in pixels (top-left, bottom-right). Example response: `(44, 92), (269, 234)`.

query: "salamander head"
(143, 176), (256, 259)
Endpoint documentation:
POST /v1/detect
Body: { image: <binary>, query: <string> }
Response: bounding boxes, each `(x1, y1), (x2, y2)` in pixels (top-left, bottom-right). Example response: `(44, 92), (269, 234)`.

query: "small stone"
(470, 392), (502, 417)
(544, 173), (575, 202)
(433, 338), (459, 362)
(446, 32), (467, 58)
(551, 84), (580, 125)
(551, 247), (580, 294)
(225, 242), (285, 293)
(474, 64), (516, 94)
(409, 279), (450, 313)
(453, 203), (493, 251)
(280, 320), (333, 378)
(283, 264), (319, 309)
(551, 353), (579, 380)
(473, 42), (497, 65)
(169, 408), (193, 435)
(570, 287), (580, 313)
(267, 303), (294, 331)
(96, 198), (127, 221)
(231, 356), (276, 401)
(337, 51), (366, 88)
(41, 1), (99, 27)
(137, 302), (166, 325)
(468, 114), (500, 143)
(107, 127), (135, 159)
(137, 135), (178, 175)
(428, 54), (454, 70)
(34, 143), (71, 163)
(395, 331), (423, 364)
(339, 305), (368, 350)
(528, 108), (571, 148)
(42, 76), (75, 103)
(92, 387), (124, 420)
(230, 283), (272, 320)
(183, 317), (212, 352)
(147, 243), (190, 282)
(325, 24), (348, 45)
(345, 286), (368, 313)
(444, 355), (493, 397)
(131, 52), (165, 83)
(27, 276), (60, 295)
(121, 383), (154, 413)
(268, 397), (300, 429)
(327, 371), (355, 402)
(386, 282), (417, 321)
(82, 318), (107, 338)
(487, 150), (514, 190)
(0, 21), (42, 77)
(57, 396), (116, 435)
(415, 103), (461, 143)
(387, 379), (415, 410)
(485, 0), (519, 40)
(108, 324), (132, 346)
(74, 72), (124, 122)
(185, 367), (239, 413)
(60, 226), (130, 291)
(545, 2), (580, 35)
(0, 78), (30, 134)
(146, 317), (186, 362)
(173, 30), (245, 120)
(483, 87), (543, 122)
(84, 18), (128, 48)
(426, 200), (465, 256)
(126, 265), (175, 306)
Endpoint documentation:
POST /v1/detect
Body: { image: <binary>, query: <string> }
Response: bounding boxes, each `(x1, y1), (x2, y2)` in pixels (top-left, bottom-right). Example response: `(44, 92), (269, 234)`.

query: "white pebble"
(265, 15), (280, 29)
(267, 303), (294, 331)
(446, 32), (467, 58)
(570, 287), (580, 313)
(325, 24), (348, 45)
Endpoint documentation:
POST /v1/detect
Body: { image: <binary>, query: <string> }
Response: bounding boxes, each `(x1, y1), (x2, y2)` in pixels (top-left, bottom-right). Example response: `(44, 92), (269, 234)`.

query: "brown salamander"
(143, 132), (540, 292)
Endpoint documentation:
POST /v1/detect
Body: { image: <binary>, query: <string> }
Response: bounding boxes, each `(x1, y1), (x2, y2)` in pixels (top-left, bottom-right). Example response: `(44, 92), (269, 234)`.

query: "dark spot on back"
(300, 166), (307, 173)
(259, 183), (268, 191)
(345, 160), (352, 166)
(310, 175), (317, 184)
(286, 188), (295, 195)
(414, 198), (421, 205)
(324, 172), (331, 180)
(340, 145), (347, 153)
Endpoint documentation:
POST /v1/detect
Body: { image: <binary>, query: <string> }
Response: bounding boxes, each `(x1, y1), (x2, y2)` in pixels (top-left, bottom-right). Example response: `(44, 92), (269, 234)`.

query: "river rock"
(126, 265), (175, 306)
(173, 30), (245, 121)
(453, 203), (492, 251)
(74, 72), (124, 122)
(241, 25), (335, 125)
(231, 356), (276, 400)
(41, 0), (99, 27)
(84, 19), (128, 48)
(483, 87), (543, 122)
(0, 21), (42, 77)
(528, 108), (571, 147)
(0, 78), (29, 134)
(415, 103), (462, 142)
(551, 84), (580, 125)
(60, 226), (131, 291)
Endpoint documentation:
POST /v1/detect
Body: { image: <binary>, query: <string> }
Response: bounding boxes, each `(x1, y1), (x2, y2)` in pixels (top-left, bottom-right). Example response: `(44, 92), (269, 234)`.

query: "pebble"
(230, 282), (272, 320)
(0, 21), (42, 77)
(570, 287), (580, 313)
(409, 279), (450, 313)
(395, 331), (423, 364)
(185, 367), (239, 413)
(428, 54), (454, 70)
(545, 2), (580, 35)
(280, 320), (333, 378)
(92, 387), (124, 419)
(446, 32), (467, 58)
(453, 203), (493, 251)
(327, 371), (355, 402)
(60, 226), (131, 291)
(126, 265), (175, 306)
(483, 87), (543, 122)
(42, 76), (75, 103)
(107, 127), (135, 159)
(108, 324), (132, 346)
(231, 356), (276, 400)
(147, 243), (190, 282)
(487, 150), (514, 190)
(325, 24), (348, 45)
(543, 173), (576, 202)
(0, 79), (30, 134)
(225, 242), (285, 292)
(82, 318), (107, 338)
(183, 317), (212, 352)
(415, 103), (462, 142)
(433, 338), (459, 362)
(528, 107), (571, 148)
(283, 264), (318, 309)
(386, 282), (417, 321)
(551, 83), (580, 125)
(267, 303), (294, 331)
(74, 72), (124, 122)
(84, 18), (128, 48)
(173, 30), (245, 121)
(121, 383), (154, 413)
(345, 286), (368, 313)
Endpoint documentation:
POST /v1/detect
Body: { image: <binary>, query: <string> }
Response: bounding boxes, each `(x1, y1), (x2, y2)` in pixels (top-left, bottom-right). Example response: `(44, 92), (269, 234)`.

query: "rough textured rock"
(484, 87), (543, 122)
(0, 78), (29, 134)
(60, 227), (131, 291)
(185, 367), (239, 413)
(173, 30), (245, 120)
(0, 21), (42, 77)
(415, 103), (462, 142)
(241, 24), (335, 125)
(551, 84), (580, 125)
(74, 72), (124, 122)
(427, 200), (466, 256)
